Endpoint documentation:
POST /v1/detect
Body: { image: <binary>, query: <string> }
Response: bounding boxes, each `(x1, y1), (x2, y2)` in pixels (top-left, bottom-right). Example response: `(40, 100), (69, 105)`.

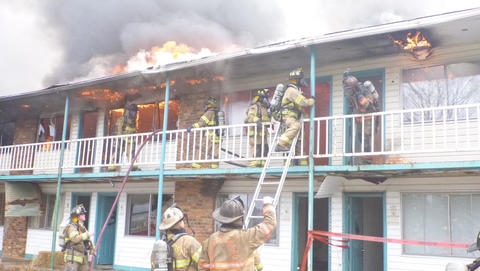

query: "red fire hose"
(89, 129), (161, 271)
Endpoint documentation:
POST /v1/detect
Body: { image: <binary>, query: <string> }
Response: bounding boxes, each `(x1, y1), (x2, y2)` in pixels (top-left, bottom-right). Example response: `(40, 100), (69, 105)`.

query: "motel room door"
(344, 193), (385, 271)
(95, 193), (117, 265)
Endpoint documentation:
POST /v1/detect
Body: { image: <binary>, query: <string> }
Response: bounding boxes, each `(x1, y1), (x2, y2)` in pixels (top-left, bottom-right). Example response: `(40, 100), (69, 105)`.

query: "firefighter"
(198, 196), (276, 271)
(276, 67), (315, 166)
(63, 204), (95, 271)
(107, 103), (140, 171)
(245, 89), (271, 167)
(156, 204), (202, 271)
(343, 73), (380, 161)
(187, 97), (219, 169)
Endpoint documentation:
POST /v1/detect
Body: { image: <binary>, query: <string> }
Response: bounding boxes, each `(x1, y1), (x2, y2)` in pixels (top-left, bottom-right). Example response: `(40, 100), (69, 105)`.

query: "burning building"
(0, 8), (480, 271)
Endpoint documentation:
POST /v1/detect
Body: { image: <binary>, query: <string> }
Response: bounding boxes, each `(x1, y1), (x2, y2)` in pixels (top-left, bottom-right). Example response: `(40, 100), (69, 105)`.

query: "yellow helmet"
(158, 205), (184, 230)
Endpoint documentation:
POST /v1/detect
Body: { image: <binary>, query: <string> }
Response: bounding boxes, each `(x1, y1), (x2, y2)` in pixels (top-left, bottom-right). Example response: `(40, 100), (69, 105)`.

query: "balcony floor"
(1, 160), (480, 183)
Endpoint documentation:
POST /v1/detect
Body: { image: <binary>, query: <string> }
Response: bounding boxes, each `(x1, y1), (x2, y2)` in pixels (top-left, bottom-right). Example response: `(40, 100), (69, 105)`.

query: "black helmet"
(212, 196), (245, 224)
(255, 89), (268, 98)
(288, 67), (304, 80)
(343, 75), (359, 89)
(70, 204), (87, 218)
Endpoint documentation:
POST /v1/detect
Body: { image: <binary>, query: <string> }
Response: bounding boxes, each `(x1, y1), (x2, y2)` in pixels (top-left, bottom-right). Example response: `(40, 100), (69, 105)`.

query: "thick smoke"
(39, 0), (287, 85)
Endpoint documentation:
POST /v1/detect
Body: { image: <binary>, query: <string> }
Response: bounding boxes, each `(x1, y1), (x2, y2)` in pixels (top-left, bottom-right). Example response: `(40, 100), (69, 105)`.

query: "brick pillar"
(2, 217), (28, 258)
(2, 115), (37, 258)
(174, 179), (224, 242)
(176, 83), (218, 168)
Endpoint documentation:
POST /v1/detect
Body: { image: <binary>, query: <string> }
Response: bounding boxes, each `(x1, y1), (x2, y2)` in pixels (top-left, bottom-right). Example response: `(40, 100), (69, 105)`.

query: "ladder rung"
(249, 215), (264, 219)
(262, 182), (281, 185)
(271, 151), (288, 154)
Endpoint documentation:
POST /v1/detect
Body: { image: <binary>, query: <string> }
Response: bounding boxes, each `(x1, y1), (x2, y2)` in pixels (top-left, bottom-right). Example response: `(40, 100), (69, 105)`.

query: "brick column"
(2, 115), (37, 258)
(2, 217), (28, 258)
(174, 179), (224, 242)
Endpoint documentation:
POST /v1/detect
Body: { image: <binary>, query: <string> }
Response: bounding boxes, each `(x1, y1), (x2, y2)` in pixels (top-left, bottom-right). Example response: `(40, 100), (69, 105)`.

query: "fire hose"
(89, 129), (162, 271)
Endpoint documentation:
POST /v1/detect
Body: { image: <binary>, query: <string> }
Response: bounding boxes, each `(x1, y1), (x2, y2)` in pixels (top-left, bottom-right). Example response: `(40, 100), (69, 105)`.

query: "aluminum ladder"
(244, 125), (300, 228)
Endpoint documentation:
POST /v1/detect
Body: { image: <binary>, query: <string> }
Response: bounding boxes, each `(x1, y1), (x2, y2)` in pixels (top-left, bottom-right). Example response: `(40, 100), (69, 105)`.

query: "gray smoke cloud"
(39, 0), (287, 86)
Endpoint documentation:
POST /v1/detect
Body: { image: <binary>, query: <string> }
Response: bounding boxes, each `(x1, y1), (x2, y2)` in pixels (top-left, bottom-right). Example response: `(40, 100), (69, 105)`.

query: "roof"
(1, 7), (480, 117)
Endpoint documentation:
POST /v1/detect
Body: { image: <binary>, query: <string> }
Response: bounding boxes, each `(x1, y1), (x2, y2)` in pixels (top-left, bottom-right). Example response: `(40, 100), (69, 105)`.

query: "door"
(303, 78), (332, 165)
(71, 194), (91, 229)
(343, 69), (384, 165)
(95, 194), (117, 265)
(344, 193), (384, 271)
(77, 111), (98, 172)
(293, 194), (329, 271)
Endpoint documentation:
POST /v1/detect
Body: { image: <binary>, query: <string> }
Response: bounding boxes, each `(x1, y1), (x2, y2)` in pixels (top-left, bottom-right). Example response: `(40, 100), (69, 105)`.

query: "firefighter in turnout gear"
(154, 204), (202, 271)
(187, 97), (220, 169)
(276, 67), (315, 166)
(343, 72), (380, 162)
(63, 204), (95, 271)
(107, 103), (140, 171)
(198, 196), (276, 271)
(245, 89), (271, 167)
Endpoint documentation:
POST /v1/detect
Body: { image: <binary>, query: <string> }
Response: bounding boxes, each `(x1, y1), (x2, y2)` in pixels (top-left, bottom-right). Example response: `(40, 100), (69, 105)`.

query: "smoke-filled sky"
(0, 0), (478, 96)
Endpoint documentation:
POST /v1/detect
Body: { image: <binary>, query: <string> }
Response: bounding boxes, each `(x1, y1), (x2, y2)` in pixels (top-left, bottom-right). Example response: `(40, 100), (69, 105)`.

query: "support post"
(50, 95), (70, 268)
(308, 46), (316, 270)
(156, 79), (170, 240)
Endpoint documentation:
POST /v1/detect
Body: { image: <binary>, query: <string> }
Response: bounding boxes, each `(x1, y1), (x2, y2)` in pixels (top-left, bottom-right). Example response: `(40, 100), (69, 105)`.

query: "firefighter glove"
(187, 125), (193, 133)
(307, 98), (315, 106)
(263, 196), (274, 205)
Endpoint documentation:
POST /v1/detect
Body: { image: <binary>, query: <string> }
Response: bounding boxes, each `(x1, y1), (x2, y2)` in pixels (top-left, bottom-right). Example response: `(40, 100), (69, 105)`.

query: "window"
(216, 193), (279, 245)
(28, 194), (65, 229)
(403, 193), (480, 257)
(125, 194), (173, 237)
(0, 122), (15, 146)
(37, 116), (71, 143)
(402, 62), (480, 121)
(107, 101), (179, 136)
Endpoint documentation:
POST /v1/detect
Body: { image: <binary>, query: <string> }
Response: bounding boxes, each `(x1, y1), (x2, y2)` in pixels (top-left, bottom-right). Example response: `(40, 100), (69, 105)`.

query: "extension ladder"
(244, 124), (300, 228)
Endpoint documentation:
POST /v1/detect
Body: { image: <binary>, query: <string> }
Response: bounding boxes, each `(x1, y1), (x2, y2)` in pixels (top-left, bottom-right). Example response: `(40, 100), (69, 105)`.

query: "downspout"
(308, 46), (316, 271)
(155, 79), (170, 240)
(50, 95), (70, 268)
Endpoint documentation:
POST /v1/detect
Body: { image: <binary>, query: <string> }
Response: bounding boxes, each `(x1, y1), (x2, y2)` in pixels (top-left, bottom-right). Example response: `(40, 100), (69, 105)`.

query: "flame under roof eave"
(143, 7), (480, 75)
(2, 7), (480, 102)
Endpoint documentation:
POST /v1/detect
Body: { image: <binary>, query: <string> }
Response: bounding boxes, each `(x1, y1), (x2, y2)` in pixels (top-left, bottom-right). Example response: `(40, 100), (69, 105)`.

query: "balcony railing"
(1, 103), (480, 174)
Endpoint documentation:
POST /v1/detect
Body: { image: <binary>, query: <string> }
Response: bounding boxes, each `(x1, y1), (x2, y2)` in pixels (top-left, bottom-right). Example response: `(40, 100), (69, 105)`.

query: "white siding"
(333, 176), (480, 271)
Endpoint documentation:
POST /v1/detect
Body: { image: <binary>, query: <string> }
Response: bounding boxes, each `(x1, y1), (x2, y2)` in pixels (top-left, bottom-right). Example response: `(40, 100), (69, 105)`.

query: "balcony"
(1, 103), (480, 178)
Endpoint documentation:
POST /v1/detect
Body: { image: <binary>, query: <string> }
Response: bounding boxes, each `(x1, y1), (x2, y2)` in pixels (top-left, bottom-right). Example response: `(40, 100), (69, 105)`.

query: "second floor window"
(37, 116), (71, 143)
(108, 101), (179, 136)
(402, 62), (480, 121)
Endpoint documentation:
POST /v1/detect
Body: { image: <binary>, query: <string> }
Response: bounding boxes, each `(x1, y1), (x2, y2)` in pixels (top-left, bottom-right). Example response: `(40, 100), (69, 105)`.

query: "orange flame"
(115, 41), (216, 74)
(392, 31), (432, 60)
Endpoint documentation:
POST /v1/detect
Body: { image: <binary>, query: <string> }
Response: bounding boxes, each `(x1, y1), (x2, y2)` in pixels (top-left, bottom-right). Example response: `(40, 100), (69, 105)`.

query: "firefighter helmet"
(70, 204), (87, 218)
(158, 205), (184, 230)
(343, 75), (359, 89)
(288, 67), (304, 80)
(206, 96), (217, 107)
(212, 196), (245, 224)
(253, 89), (268, 102)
